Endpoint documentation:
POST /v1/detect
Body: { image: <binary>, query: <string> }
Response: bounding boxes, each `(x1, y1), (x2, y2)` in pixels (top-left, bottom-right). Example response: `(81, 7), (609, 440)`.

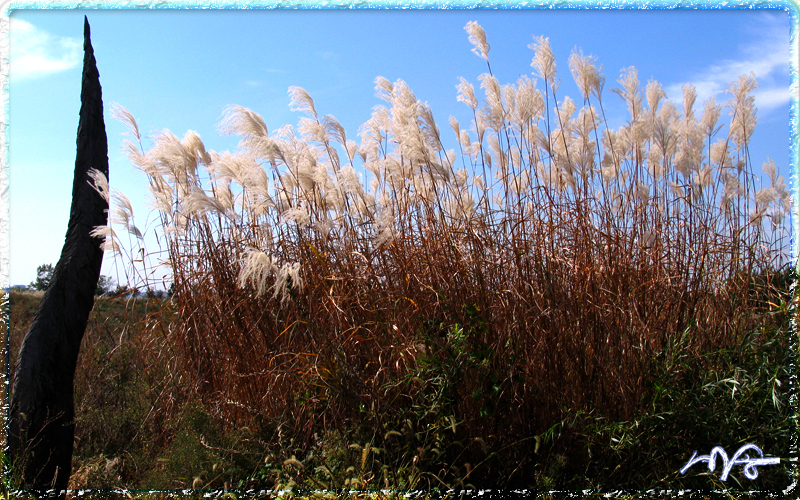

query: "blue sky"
(4, 6), (796, 288)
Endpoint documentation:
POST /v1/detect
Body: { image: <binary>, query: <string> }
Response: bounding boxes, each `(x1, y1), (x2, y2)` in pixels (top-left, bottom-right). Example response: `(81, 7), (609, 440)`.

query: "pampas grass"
(105, 21), (792, 486)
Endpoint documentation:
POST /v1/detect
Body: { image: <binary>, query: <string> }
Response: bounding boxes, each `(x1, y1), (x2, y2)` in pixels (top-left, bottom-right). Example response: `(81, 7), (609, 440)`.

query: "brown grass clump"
(102, 22), (792, 486)
(6, 291), (188, 488)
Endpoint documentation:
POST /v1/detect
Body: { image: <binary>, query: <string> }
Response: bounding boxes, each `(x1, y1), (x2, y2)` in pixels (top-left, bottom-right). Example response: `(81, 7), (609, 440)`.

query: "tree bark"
(8, 17), (108, 495)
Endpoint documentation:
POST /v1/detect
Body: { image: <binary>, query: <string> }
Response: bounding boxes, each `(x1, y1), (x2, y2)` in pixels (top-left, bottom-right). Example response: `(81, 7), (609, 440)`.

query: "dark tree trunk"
(8, 17), (108, 495)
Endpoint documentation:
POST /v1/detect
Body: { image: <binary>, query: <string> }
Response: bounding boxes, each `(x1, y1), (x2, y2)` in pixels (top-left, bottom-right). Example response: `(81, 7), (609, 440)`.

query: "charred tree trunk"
(8, 17), (108, 495)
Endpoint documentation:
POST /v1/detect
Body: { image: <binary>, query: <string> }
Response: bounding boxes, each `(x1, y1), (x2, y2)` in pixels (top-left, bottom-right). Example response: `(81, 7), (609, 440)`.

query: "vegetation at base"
(3, 265), (795, 493)
(4, 21), (795, 497)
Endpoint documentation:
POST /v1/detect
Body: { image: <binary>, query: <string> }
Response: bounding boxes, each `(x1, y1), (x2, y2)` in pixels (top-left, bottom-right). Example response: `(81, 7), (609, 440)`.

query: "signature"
(680, 444), (780, 481)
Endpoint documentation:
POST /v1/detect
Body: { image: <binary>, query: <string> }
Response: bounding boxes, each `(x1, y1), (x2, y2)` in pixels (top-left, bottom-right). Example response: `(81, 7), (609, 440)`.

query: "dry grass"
(5, 291), (188, 489)
(88, 22), (793, 488)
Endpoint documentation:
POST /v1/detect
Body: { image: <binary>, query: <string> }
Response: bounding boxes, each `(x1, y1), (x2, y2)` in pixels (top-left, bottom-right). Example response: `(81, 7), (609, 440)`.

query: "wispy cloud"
(10, 18), (81, 80)
(665, 15), (791, 114)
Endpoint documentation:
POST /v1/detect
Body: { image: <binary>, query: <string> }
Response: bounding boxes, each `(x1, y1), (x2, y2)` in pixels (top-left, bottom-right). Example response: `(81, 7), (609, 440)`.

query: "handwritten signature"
(680, 444), (780, 481)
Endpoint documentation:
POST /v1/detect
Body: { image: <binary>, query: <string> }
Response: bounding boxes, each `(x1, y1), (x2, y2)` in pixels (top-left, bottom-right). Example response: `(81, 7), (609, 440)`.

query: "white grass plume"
(465, 21), (490, 63)
(89, 225), (121, 255)
(87, 168), (109, 202)
(289, 86), (318, 119)
(219, 105), (269, 140)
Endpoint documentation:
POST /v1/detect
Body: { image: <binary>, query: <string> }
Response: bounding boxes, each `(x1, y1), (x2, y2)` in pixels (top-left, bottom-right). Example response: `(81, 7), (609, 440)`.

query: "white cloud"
(665, 16), (791, 115)
(754, 86), (794, 111)
(10, 18), (81, 80)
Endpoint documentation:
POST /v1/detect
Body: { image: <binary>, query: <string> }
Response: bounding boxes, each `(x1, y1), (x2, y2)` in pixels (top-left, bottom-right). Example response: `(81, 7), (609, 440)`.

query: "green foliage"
(95, 274), (115, 296)
(25, 263), (113, 296)
(529, 274), (796, 491)
(146, 401), (254, 490)
(28, 263), (53, 291)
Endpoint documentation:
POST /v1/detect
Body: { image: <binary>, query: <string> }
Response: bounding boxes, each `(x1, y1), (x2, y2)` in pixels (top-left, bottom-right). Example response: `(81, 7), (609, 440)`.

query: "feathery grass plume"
(219, 105), (269, 140)
(761, 157), (792, 221)
(721, 170), (743, 200)
(755, 185), (777, 211)
(87, 168), (110, 202)
(510, 75), (544, 126)
(180, 130), (211, 167)
(146, 129), (201, 189)
(575, 104), (600, 138)
(323, 115), (348, 148)
(763, 156), (778, 185)
(147, 178), (175, 216)
(182, 189), (226, 216)
(423, 101), (444, 143)
(648, 142), (665, 177)
(668, 180), (685, 199)
(674, 116), (705, 178)
(110, 190), (142, 240)
(556, 95), (577, 131)
(111, 103), (142, 143)
(710, 138), (730, 167)
(208, 151), (252, 190)
(681, 83), (697, 122)
(613, 67), (644, 122)
(238, 248), (277, 297)
(299, 116), (328, 145)
(288, 86), (318, 119)
(344, 139), (359, 164)
(374, 75), (394, 104)
(456, 77), (479, 110)
(214, 180), (234, 213)
(273, 261), (303, 306)
(646, 79), (665, 114)
(701, 97), (723, 136)
(693, 164), (714, 189)
(465, 21), (490, 63)
(458, 128), (472, 150)
(479, 73), (505, 131)
(529, 35), (557, 89)
(636, 182), (651, 204)
(449, 115), (461, 140)
(89, 225), (121, 255)
(337, 165), (363, 197)
(281, 206), (312, 227)
(569, 48), (604, 101)
(653, 101), (679, 156)
(727, 73), (758, 150)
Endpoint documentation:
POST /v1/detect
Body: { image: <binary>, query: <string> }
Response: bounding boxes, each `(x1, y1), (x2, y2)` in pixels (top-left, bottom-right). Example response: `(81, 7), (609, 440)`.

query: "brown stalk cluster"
(105, 22), (791, 466)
